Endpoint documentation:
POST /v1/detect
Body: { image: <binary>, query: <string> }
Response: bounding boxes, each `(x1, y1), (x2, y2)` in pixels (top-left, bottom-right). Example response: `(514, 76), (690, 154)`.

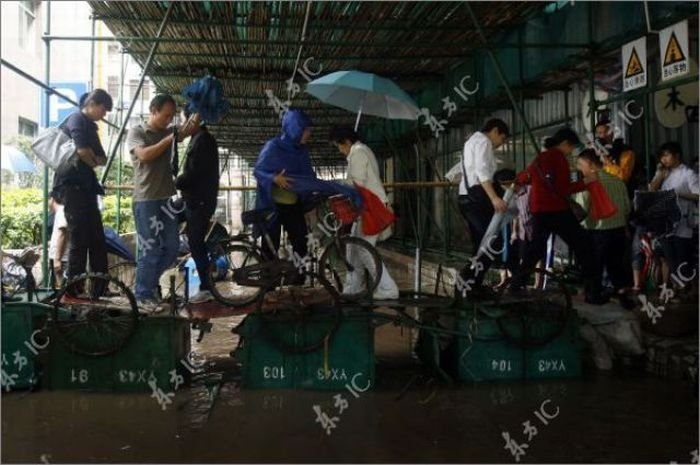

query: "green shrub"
(0, 188), (134, 249)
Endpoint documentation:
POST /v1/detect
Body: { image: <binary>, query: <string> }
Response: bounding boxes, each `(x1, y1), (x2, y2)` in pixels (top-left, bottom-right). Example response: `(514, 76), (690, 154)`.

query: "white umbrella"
(1, 145), (36, 173)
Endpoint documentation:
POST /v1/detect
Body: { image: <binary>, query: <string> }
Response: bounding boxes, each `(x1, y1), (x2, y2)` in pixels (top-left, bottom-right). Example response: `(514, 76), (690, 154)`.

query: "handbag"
(31, 124), (75, 170)
(533, 158), (588, 222)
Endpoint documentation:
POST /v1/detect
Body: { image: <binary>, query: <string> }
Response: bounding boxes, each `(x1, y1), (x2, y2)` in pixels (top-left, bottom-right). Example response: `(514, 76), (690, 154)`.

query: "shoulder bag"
(31, 120), (75, 170)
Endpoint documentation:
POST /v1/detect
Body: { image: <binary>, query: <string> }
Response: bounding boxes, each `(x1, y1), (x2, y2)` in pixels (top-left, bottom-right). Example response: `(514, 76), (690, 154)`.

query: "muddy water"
(2, 265), (698, 463)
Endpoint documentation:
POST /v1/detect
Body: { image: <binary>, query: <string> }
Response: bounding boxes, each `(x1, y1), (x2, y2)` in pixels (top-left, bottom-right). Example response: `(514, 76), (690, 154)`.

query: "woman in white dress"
(330, 127), (399, 300)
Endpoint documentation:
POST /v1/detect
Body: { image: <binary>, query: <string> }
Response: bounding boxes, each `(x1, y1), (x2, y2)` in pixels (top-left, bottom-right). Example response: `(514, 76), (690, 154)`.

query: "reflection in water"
(1, 264), (698, 463)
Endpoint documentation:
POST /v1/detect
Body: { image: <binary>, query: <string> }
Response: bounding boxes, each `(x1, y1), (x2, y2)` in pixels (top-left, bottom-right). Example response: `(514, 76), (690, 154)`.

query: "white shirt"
(460, 131), (496, 195)
(49, 206), (69, 262)
(659, 163), (700, 238)
(345, 141), (388, 203)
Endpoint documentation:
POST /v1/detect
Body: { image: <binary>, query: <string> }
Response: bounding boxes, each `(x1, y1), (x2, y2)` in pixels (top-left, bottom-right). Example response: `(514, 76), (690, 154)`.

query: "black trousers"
(63, 186), (108, 296)
(262, 202), (308, 262)
(590, 227), (632, 291)
(457, 186), (506, 286)
(184, 202), (215, 291)
(511, 210), (602, 298)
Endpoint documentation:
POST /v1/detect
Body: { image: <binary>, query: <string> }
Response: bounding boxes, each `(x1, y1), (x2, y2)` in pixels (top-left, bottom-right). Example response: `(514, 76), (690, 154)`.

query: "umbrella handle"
(354, 96), (364, 132)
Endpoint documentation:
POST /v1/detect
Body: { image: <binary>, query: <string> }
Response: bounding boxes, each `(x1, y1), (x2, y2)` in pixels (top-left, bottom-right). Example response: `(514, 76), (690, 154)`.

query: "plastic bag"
(587, 180), (618, 220)
(355, 184), (395, 236)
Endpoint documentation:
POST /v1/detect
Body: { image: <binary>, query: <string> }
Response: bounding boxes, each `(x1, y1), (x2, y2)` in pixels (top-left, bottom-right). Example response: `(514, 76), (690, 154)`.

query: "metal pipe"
(587, 3), (596, 133)
(287, 0), (312, 102)
(115, 47), (126, 234)
(100, 2), (175, 184)
(43, 35), (592, 49)
(89, 15), (96, 90)
(90, 14), (524, 33)
(41, 0), (51, 286)
(594, 74), (698, 106)
(1, 59), (119, 129)
(465, 3), (540, 154)
(644, 92), (653, 183)
(121, 50), (473, 61)
(414, 143), (422, 293)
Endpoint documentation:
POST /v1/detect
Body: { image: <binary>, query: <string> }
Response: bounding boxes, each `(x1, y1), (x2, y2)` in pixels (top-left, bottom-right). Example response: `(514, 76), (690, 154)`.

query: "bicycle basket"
(633, 190), (681, 235)
(328, 196), (358, 226)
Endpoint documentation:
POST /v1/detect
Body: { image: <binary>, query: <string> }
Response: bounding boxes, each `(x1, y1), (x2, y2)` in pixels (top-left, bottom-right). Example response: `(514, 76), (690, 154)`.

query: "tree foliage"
(1, 188), (134, 249)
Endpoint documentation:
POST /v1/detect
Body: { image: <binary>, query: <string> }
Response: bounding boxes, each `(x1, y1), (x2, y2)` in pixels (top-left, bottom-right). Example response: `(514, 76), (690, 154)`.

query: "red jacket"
(515, 149), (586, 213)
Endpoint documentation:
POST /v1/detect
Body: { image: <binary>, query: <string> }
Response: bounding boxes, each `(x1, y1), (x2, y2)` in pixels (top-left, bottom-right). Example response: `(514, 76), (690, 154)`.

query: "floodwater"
(2, 267), (698, 463)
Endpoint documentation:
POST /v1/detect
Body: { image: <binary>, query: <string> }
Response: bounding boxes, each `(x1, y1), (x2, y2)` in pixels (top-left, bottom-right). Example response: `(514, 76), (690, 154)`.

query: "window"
(18, 117), (38, 138)
(107, 44), (121, 57)
(128, 79), (150, 101)
(107, 76), (119, 101)
(18, 1), (36, 50)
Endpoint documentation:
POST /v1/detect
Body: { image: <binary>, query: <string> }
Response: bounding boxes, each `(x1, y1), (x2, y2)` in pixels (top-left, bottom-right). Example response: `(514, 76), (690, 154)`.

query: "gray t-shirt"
(126, 123), (176, 201)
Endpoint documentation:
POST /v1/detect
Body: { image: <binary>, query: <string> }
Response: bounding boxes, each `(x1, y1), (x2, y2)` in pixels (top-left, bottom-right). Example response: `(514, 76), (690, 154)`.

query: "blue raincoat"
(253, 109), (361, 234)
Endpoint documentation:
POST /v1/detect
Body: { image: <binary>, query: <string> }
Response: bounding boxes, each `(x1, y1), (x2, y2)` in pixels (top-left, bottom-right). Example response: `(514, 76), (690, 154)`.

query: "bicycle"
(210, 193), (383, 307)
(212, 193), (383, 355)
(107, 220), (230, 303)
(1, 246), (139, 357)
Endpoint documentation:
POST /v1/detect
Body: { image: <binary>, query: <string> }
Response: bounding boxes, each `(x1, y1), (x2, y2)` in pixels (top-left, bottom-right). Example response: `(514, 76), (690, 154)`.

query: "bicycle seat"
(241, 208), (276, 226)
(228, 232), (252, 242)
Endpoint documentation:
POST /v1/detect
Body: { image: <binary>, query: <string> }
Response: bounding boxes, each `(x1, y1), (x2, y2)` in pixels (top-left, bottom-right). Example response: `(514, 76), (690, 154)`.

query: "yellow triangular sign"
(663, 31), (686, 66)
(625, 48), (644, 78)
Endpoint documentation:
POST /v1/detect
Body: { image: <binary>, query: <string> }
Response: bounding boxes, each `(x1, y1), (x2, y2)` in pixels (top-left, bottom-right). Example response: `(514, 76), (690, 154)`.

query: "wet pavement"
(2, 266), (698, 463)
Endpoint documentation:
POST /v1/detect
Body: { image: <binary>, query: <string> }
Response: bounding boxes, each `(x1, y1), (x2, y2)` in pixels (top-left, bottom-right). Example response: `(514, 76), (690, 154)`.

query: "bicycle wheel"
(209, 244), (264, 306)
(490, 268), (572, 349)
(107, 261), (137, 294)
(317, 236), (382, 301)
(51, 272), (139, 357)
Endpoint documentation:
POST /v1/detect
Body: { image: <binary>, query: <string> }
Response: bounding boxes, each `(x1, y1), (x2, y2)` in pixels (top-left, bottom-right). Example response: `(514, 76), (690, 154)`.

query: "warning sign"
(622, 37), (647, 92)
(626, 48), (644, 78)
(660, 20), (689, 81)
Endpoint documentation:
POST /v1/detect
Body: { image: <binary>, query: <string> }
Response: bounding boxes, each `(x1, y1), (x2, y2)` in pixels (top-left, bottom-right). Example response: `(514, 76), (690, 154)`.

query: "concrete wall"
(1, 0), (44, 141)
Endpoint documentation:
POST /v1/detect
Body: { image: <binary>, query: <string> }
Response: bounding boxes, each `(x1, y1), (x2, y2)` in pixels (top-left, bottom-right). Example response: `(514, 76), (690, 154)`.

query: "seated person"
(253, 109), (314, 284)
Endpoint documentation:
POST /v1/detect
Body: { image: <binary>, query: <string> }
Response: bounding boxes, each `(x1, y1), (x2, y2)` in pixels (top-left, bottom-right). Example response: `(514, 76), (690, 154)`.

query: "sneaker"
(373, 288), (399, 300)
(138, 298), (165, 315)
(189, 290), (213, 304)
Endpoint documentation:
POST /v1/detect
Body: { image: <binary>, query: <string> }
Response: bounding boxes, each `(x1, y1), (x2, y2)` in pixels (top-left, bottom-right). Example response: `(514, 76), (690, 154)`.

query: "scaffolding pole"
(465, 2), (540, 154)
(41, 0), (51, 286)
(100, 2), (175, 184)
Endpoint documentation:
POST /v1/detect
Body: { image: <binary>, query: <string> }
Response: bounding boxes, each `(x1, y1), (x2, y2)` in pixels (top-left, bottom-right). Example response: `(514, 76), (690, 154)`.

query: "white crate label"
(316, 368), (352, 381)
(537, 359), (567, 372)
(490, 360), (513, 372)
(263, 366), (286, 380)
(70, 369), (89, 383)
(117, 369), (154, 383)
